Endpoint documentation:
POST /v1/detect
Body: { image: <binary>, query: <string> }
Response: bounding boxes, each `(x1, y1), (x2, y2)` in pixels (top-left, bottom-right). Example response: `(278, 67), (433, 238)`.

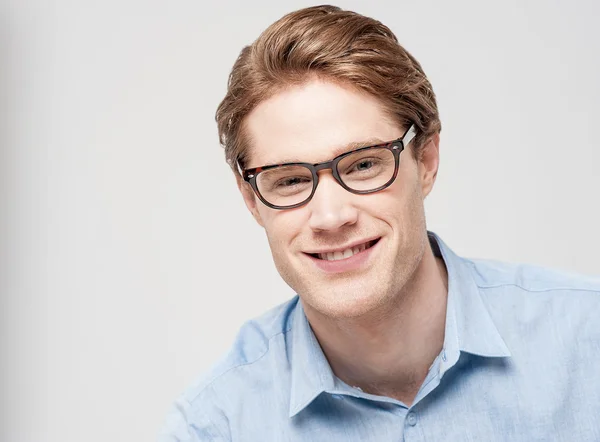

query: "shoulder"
(464, 256), (600, 295)
(463, 257), (600, 332)
(184, 295), (297, 402)
(159, 296), (298, 441)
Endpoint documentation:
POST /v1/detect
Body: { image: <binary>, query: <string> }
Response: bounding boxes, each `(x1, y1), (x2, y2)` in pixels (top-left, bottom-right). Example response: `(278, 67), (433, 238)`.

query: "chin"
(301, 277), (393, 320)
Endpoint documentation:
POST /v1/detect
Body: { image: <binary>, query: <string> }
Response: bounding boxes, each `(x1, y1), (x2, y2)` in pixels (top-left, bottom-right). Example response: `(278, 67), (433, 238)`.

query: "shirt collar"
(288, 231), (511, 417)
(429, 231), (511, 368)
(288, 297), (337, 417)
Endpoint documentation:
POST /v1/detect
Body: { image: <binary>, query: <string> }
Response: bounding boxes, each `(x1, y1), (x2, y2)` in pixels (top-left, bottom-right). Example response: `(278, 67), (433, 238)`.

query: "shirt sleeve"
(158, 396), (230, 442)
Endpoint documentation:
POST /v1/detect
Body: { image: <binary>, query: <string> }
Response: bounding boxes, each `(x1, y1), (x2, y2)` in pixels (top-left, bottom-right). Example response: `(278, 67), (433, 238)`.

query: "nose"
(307, 172), (358, 232)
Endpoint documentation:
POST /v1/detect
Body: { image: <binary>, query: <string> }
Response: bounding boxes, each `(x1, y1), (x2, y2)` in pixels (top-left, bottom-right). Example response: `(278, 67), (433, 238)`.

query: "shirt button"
(407, 412), (417, 426)
(441, 349), (447, 362)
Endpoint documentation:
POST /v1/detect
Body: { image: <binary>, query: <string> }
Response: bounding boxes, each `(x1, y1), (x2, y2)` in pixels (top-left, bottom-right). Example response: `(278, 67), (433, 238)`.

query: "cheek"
(374, 167), (423, 221)
(262, 209), (307, 251)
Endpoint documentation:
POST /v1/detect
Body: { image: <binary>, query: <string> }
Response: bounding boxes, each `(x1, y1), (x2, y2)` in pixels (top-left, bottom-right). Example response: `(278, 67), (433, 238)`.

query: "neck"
(304, 241), (449, 405)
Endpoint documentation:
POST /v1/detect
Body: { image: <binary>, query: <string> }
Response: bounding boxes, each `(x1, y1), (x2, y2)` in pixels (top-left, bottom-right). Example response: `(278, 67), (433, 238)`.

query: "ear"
(418, 133), (440, 198)
(235, 174), (265, 227)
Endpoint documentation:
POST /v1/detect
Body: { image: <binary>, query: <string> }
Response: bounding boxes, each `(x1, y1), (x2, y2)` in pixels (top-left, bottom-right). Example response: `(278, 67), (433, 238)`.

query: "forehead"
(243, 79), (402, 168)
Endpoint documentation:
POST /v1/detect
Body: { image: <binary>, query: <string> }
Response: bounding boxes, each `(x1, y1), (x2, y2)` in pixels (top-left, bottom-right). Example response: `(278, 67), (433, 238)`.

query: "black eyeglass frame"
(240, 124), (417, 210)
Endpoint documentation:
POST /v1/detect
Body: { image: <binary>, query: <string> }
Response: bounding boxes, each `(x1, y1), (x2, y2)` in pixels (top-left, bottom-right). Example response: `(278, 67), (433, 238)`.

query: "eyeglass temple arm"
(403, 125), (417, 148)
(234, 159), (247, 179)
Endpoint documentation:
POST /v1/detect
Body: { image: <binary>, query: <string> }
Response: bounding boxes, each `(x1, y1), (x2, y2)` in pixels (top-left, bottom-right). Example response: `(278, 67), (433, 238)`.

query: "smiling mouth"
(308, 238), (380, 261)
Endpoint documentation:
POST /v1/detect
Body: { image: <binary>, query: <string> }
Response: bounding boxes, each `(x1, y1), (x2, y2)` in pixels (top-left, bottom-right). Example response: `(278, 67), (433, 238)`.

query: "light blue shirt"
(160, 232), (600, 441)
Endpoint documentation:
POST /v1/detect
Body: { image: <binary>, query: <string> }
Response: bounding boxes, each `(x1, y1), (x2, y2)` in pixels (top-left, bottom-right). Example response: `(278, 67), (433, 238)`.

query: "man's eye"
(347, 158), (379, 174)
(277, 177), (310, 187)
(355, 160), (374, 171)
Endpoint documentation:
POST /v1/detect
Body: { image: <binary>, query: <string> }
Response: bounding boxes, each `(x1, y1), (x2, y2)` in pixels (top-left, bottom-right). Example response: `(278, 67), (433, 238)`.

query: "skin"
(237, 78), (448, 405)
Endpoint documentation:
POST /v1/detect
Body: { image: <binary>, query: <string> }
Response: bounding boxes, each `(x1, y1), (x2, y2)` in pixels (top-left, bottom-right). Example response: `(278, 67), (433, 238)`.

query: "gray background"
(1, 0), (599, 441)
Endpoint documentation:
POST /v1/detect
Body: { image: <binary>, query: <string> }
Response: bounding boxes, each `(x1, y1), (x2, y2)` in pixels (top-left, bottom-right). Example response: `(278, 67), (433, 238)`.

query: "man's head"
(216, 5), (442, 319)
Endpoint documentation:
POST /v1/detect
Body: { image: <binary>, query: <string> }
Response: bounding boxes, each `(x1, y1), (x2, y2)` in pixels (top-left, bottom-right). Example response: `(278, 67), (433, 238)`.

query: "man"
(161, 5), (600, 441)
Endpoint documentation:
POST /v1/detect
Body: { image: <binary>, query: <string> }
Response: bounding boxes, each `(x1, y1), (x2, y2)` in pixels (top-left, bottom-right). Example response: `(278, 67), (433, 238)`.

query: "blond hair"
(216, 5), (441, 174)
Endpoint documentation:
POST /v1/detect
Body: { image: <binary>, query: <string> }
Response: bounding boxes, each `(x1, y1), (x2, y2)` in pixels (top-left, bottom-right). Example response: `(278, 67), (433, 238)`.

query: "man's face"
(240, 79), (439, 320)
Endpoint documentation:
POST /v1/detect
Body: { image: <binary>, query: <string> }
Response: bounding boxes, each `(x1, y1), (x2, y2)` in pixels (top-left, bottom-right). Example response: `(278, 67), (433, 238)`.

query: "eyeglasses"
(241, 125), (416, 210)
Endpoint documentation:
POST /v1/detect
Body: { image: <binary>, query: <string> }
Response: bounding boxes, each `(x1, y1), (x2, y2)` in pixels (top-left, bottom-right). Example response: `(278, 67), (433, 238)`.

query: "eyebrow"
(266, 137), (389, 166)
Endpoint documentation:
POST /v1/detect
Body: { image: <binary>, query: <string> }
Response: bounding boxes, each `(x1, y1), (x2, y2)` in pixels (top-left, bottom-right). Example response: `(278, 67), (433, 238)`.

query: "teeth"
(317, 241), (374, 261)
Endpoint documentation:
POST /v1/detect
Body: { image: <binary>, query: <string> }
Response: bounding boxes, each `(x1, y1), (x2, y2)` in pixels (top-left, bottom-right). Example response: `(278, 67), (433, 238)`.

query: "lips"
(303, 237), (381, 274)
(306, 238), (380, 261)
